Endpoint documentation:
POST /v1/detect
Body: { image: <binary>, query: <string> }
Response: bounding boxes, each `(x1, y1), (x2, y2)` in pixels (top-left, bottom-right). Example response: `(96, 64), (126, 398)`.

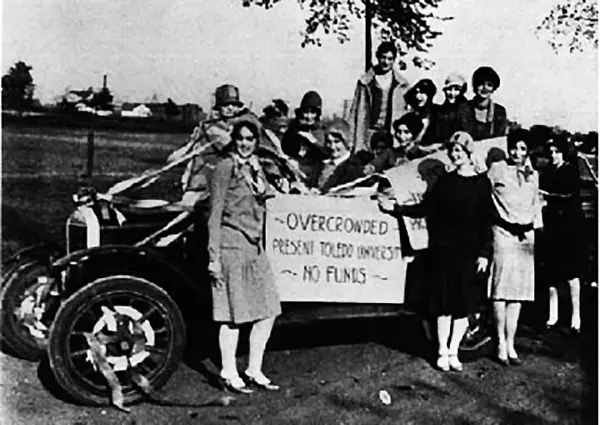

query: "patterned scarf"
(232, 153), (266, 196)
(508, 157), (534, 185)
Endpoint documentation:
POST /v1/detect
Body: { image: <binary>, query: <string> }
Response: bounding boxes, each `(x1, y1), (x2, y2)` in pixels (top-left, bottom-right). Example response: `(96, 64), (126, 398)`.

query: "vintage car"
(1, 139), (540, 407)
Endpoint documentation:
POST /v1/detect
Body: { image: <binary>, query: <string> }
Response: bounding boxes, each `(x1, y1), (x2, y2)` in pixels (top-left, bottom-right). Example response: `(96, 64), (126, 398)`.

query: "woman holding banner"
(383, 131), (493, 372)
(208, 120), (281, 393)
(488, 129), (543, 366)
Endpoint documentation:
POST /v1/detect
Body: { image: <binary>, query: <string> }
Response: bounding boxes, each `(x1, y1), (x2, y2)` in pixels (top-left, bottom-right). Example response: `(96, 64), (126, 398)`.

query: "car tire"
(0, 260), (51, 360)
(47, 275), (186, 406)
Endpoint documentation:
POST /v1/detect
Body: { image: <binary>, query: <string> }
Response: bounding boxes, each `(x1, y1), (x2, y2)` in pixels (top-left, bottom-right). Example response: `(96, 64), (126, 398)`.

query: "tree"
(242, 0), (450, 70)
(537, 0), (598, 53)
(2, 61), (35, 112)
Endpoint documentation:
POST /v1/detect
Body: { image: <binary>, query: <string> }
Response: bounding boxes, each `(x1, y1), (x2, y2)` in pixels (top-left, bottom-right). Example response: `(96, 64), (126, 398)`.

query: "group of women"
(382, 127), (584, 372)
(198, 65), (587, 393)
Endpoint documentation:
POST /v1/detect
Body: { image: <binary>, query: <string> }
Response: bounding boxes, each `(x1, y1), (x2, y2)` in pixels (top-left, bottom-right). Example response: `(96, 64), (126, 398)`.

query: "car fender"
(4, 243), (63, 267)
(49, 244), (211, 320)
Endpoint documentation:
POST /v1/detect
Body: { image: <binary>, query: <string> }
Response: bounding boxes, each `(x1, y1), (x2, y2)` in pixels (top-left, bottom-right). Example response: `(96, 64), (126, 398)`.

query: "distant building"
(121, 104), (152, 118)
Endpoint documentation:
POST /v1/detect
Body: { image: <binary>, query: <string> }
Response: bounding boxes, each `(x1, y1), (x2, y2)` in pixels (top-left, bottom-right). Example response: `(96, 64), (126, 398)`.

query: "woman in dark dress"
(540, 134), (584, 332)
(384, 131), (493, 371)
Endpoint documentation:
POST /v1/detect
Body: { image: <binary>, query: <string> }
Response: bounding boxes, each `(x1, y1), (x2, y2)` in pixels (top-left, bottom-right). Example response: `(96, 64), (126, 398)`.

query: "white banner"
(266, 195), (407, 304)
(384, 137), (508, 250)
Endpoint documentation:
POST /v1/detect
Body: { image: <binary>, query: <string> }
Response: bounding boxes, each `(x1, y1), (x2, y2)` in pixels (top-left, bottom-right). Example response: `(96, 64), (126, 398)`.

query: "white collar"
(328, 152), (351, 167)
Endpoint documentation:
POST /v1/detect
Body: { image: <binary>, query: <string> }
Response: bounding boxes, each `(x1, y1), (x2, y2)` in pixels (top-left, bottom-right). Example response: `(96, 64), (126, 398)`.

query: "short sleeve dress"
(424, 171), (494, 318)
(539, 162), (585, 283)
(488, 161), (542, 302)
(208, 156), (282, 324)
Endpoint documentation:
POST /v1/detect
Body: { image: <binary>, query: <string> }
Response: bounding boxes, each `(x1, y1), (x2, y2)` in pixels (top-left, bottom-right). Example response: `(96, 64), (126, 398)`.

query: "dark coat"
(434, 97), (468, 144)
(318, 154), (367, 193)
(457, 99), (507, 141)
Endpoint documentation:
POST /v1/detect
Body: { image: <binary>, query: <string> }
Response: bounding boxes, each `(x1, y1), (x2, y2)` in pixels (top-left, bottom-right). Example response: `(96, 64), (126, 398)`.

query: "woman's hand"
(378, 198), (397, 213)
(208, 261), (223, 288)
(476, 257), (489, 274)
(363, 164), (376, 175)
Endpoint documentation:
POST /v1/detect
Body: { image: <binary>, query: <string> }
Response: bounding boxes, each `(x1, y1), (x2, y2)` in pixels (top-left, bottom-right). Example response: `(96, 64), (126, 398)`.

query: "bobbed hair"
(404, 79), (437, 110)
(472, 66), (501, 90)
(393, 112), (424, 138)
(507, 128), (532, 152)
(369, 130), (394, 151)
(545, 132), (572, 157)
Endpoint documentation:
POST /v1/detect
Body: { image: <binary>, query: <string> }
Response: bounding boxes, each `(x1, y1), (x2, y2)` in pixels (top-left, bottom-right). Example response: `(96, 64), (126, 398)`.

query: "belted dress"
(207, 155), (281, 324)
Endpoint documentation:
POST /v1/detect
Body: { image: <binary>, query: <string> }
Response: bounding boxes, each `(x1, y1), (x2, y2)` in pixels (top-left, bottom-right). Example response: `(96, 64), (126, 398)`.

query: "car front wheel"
(47, 275), (186, 406)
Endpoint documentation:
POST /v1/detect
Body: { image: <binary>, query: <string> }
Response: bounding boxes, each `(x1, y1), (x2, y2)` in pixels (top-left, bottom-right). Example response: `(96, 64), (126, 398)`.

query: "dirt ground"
(1, 311), (597, 425)
(1, 125), (597, 424)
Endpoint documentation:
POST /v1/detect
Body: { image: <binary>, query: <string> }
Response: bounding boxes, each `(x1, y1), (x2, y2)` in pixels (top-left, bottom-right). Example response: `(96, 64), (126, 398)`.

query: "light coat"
(348, 67), (410, 153)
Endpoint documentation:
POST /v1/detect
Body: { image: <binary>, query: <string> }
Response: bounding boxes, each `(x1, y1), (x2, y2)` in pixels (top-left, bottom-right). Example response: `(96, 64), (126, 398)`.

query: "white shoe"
(436, 354), (450, 372)
(448, 354), (463, 372)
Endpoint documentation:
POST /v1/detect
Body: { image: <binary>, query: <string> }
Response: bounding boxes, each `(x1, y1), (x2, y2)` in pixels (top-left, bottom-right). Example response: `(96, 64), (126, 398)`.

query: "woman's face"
(509, 140), (529, 166)
(325, 134), (348, 160)
(448, 143), (470, 167)
(474, 80), (496, 100)
(414, 87), (429, 109)
(234, 126), (258, 158)
(372, 141), (388, 158)
(219, 103), (241, 119)
(394, 124), (414, 147)
(443, 85), (462, 104)
(299, 108), (318, 127)
(549, 145), (564, 167)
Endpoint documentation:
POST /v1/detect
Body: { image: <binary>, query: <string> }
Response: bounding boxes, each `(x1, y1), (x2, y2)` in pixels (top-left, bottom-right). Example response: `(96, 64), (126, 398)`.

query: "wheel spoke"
(153, 326), (168, 335)
(70, 348), (89, 358)
(138, 305), (159, 323)
(146, 346), (168, 357)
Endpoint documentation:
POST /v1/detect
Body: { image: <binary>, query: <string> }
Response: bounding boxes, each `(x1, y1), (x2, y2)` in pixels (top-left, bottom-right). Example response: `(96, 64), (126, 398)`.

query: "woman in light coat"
(488, 129), (543, 366)
(208, 120), (281, 393)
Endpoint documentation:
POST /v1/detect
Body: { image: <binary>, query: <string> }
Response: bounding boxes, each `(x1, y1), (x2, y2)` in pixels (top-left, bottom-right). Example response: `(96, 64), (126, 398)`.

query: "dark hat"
(298, 91), (322, 112)
(369, 130), (393, 150)
(214, 84), (244, 109)
(404, 79), (437, 110)
(393, 112), (424, 138)
(472, 66), (501, 90)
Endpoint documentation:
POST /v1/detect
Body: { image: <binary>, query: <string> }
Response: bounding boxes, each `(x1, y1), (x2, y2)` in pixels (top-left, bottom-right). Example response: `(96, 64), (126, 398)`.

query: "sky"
(2, 0), (598, 132)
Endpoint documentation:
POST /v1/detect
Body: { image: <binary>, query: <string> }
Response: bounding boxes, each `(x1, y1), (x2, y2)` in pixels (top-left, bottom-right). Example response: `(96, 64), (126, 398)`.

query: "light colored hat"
(448, 131), (475, 154)
(444, 73), (467, 90)
(326, 118), (351, 148)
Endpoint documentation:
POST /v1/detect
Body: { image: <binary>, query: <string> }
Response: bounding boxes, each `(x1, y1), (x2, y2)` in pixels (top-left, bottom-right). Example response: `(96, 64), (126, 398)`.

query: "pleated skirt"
(489, 225), (535, 302)
(212, 226), (281, 324)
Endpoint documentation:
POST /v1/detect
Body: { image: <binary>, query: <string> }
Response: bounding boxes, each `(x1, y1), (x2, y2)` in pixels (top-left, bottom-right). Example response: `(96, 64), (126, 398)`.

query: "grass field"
(2, 124), (188, 258)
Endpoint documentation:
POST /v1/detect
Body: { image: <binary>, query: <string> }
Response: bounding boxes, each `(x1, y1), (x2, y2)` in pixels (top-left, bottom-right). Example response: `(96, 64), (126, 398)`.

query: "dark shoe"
(508, 356), (522, 366)
(243, 371), (280, 391)
(218, 375), (253, 394)
(496, 356), (510, 367)
(570, 327), (581, 336)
